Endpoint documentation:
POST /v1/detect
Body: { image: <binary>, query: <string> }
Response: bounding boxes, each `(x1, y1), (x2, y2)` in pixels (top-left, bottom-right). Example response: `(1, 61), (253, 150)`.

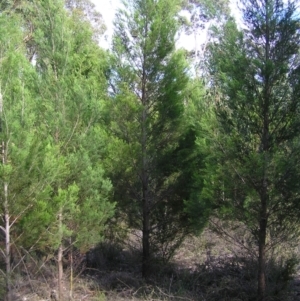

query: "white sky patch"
(230, 0), (241, 21)
(177, 10), (200, 51)
(91, 0), (241, 50)
(92, 0), (121, 48)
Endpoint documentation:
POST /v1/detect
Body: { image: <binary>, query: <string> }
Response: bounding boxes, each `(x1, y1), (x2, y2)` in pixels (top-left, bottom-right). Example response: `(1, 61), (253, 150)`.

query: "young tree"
(0, 1), (114, 299)
(0, 11), (51, 301)
(19, 0), (115, 299)
(108, 0), (207, 277)
(207, 0), (300, 298)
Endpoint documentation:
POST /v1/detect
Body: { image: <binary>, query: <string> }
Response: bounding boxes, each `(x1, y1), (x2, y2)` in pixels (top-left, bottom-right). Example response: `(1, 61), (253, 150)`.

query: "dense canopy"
(0, 0), (299, 300)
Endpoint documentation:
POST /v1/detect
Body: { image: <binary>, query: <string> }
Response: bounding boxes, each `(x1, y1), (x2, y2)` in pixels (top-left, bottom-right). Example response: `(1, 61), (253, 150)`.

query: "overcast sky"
(92, 0), (120, 48)
(91, 0), (240, 50)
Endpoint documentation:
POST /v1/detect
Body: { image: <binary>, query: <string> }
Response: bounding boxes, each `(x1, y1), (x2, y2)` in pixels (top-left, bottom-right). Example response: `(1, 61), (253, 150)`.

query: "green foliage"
(180, 80), (213, 233)
(0, 0), (115, 264)
(206, 0), (300, 296)
(208, 0), (300, 225)
(28, 0), (114, 255)
(108, 0), (210, 267)
(0, 11), (45, 220)
(1, 0), (300, 298)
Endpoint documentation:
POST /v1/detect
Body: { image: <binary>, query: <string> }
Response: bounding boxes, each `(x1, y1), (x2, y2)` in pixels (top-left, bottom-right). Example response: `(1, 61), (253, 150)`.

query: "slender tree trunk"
(258, 103), (269, 299)
(258, 196), (267, 300)
(258, 1), (270, 297)
(69, 238), (73, 300)
(258, 113), (269, 299)
(141, 37), (151, 277)
(3, 153), (11, 301)
(141, 107), (150, 277)
(0, 90), (11, 301)
(58, 210), (63, 301)
(4, 182), (11, 301)
(142, 195), (150, 277)
(257, 115), (269, 301)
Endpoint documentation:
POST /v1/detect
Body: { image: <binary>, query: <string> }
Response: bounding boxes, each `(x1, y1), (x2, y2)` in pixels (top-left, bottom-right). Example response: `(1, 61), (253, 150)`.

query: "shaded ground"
(2, 227), (300, 301)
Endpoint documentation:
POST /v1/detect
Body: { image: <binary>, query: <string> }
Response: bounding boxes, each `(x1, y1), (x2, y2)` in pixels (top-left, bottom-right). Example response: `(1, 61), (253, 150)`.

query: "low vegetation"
(2, 226), (300, 301)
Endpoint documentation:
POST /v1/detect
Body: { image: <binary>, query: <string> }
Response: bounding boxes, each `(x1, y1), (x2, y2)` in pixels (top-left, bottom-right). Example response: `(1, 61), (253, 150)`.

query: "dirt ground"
(4, 227), (300, 301)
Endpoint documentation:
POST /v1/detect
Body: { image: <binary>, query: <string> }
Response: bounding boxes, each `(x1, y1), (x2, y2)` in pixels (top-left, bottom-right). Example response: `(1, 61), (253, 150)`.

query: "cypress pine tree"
(19, 0), (114, 298)
(108, 0), (206, 277)
(207, 0), (300, 298)
(0, 11), (49, 300)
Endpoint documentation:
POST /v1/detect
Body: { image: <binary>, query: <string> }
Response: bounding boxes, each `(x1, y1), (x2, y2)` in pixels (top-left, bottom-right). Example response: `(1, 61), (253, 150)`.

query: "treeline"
(0, 0), (299, 300)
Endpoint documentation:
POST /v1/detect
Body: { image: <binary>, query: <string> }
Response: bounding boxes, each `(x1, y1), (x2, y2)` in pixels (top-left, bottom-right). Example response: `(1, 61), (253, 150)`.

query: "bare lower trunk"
(141, 98), (150, 277)
(4, 182), (11, 301)
(69, 240), (73, 300)
(58, 244), (63, 301)
(1, 91), (11, 301)
(58, 211), (63, 301)
(142, 196), (150, 277)
(258, 212), (267, 300)
(258, 161), (268, 300)
(3, 141), (11, 300)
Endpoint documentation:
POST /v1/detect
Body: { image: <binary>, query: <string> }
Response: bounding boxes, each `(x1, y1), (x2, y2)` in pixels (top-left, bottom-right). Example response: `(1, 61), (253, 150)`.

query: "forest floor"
(5, 226), (300, 301)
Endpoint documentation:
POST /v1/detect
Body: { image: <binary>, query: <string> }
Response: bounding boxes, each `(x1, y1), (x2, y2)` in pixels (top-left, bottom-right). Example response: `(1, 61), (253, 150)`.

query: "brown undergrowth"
(1, 226), (300, 301)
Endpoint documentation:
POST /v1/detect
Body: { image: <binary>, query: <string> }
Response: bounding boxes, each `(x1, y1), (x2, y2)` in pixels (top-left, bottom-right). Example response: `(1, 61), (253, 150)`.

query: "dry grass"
(1, 226), (300, 301)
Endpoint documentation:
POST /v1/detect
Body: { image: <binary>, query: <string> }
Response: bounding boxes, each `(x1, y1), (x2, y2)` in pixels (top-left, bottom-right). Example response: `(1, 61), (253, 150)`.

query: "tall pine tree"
(207, 0), (300, 298)
(108, 0), (207, 277)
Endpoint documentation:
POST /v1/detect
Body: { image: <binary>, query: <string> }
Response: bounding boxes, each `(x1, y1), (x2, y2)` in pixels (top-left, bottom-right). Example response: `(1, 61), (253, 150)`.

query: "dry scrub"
(1, 226), (300, 301)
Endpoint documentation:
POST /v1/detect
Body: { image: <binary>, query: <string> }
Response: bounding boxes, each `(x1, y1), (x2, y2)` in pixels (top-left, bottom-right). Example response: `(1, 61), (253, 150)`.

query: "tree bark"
(258, 109), (269, 300)
(1, 90), (11, 301)
(4, 181), (11, 301)
(142, 195), (150, 277)
(258, 108), (269, 299)
(258, 1), (270, 297)
(69, 239), (73, 300)
(258, 198), (267, 300)
(141, 106), (150, 277)
(58, 211), (63, 301)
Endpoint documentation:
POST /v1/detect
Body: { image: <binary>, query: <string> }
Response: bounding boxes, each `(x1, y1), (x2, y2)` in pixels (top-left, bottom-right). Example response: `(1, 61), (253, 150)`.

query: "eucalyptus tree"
(65, 0), (106, 42)
(207, 0), (300, 298)
(182, 0), (230, 76)
(108, 0), (207, 277)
